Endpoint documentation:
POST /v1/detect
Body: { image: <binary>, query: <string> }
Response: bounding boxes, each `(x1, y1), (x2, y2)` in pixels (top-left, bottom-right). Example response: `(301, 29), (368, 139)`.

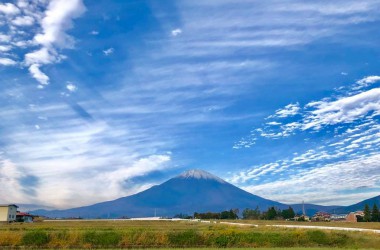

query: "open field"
(240, 220), (380, 229)
(1, 220), (380, 249)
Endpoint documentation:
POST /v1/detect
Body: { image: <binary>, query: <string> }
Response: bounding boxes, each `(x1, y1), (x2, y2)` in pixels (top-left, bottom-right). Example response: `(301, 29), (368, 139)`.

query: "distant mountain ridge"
(29, 169), (374, 218)
(332, 195), (380, 214)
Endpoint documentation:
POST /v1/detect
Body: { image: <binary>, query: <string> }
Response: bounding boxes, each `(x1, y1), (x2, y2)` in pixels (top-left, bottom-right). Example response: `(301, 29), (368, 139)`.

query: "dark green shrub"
(82, 230), (121, 247)
(307, 230), (328, 245)
(329, 232), (350, 247)
(214, 233), (238, 247)
(22, 230), (50, 246)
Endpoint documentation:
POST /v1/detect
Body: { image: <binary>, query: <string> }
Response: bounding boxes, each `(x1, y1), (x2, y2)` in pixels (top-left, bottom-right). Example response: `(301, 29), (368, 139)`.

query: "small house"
(0, 204), (18, 222)
(16, 212), (34, 223)
(312, 212), (331, 221)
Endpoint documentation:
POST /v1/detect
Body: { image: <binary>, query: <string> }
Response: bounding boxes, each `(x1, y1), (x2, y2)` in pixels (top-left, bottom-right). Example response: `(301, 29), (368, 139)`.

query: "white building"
(0, 204), (18, 222)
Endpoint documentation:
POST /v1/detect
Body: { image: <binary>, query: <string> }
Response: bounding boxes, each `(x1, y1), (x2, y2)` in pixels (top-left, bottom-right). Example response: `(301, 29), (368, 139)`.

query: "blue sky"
(1, 0), (380, 209)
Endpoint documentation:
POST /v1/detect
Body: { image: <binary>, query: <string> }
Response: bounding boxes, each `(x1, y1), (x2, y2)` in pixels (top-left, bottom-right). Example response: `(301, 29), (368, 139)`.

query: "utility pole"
(302, 200), (306, 216)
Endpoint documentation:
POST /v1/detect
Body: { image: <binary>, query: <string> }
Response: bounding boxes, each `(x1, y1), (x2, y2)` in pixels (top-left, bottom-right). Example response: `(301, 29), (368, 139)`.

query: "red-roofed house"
(16, 212), (34, 223)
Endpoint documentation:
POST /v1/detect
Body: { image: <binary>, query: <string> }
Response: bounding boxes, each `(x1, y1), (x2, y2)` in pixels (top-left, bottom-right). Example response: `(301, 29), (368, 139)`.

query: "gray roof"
(0, 204), (18, 208)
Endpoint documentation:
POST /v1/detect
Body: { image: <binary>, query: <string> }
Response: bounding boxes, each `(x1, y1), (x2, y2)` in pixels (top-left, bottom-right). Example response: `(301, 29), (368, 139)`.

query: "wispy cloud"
(235, 75), (380, 146)
(0, 98), (174, 208)
(103, 47), (114, 56)
(0, 57), (17, 66)
(270, 103), (301, 118)
(25, 0), (85, 86)
(237, 154), (380, 205)
(0, 0), (85, 86)
(28, 64), (49, 85)
(66, 82), (77, 92)
(231, 75), (380, 204)
(171, 28), (182, 37)
(0, 2), (20, 15)
(11, 15), (34, 26)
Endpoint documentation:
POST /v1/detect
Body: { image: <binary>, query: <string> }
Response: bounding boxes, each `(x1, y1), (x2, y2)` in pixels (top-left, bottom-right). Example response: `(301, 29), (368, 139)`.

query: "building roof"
(0, 204), (18, 208)
(17, 212), (33, 217)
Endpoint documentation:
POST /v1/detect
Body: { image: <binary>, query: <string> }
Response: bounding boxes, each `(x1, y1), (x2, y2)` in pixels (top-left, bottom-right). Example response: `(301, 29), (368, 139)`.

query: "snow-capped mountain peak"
(177, 169), (226, 183)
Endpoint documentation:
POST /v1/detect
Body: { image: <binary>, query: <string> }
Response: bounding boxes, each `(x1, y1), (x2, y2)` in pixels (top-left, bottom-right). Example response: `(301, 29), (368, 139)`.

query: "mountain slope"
(332, 195), (380, 214)
(290, 204), (343, 217)
(32, 169), (286, 218)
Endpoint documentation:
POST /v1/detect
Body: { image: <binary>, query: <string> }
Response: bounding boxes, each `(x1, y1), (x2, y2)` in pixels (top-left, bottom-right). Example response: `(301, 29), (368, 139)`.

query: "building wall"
(346, 212), (357, 222)
(0, 206), (17, 222)
(0, 207), (9, 222)
(8, 206), (17, 221)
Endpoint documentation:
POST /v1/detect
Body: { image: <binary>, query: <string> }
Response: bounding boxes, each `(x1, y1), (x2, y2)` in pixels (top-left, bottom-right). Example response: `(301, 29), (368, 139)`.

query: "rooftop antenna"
(302, 200), (306, 216)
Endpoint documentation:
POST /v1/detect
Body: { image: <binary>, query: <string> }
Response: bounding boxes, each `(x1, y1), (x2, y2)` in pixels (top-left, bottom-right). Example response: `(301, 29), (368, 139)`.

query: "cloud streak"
(24, 0), (85, 86)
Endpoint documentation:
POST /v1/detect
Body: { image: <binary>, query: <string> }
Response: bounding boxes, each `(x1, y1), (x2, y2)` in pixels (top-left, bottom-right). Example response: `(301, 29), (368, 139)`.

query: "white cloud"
(89, 30), (99, 35)
(0, 57), (17, 66)
(171, 28), (182, 37)
(28, 64), (49, 85)
(34, 0), (86, 47)
(302, 87), (380, 130)
(0, 33), (11, 43)
(354, 75), (380, 90)
(11, 15), (34, 26)
(266, 121), (281, 126)
(66, 82), (77, 92)
(0, 45), (11, 52)
(0, 100), (174, 208)
(271, 103), (301, 118)
(0, 158), (29, 204)
(25, 47), (58, 65)
(235, 76), (380, 147)
(0, 3), (20, 15)
(16, 0), (28, 9)
(23, 0), (86, 85)
(103, 47), (114, 56)
(239, 154), (380, 205)
(12, 40), (33, 48)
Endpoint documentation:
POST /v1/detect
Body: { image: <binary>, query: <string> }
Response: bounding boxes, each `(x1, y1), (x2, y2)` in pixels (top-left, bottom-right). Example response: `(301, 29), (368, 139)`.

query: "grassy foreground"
(0, 220), (379, 249)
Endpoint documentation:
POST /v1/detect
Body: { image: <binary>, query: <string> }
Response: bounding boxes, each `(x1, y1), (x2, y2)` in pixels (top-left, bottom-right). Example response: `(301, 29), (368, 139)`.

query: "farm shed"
(0, 204), (18, 222)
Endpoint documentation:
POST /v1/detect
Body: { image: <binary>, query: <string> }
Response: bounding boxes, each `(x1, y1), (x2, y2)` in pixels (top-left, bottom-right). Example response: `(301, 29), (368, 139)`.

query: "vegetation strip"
(219, 221), (258, 227)
(1, 220), (380, 249)
(268, 224), (380, 233)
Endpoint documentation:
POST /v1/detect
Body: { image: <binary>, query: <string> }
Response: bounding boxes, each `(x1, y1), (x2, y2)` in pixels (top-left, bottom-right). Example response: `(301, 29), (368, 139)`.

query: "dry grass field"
(0, 220), (379, 249)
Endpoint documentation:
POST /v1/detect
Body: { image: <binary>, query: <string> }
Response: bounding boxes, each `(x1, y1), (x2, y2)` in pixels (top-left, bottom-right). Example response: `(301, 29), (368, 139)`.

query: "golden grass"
(0, 220), (379, 249)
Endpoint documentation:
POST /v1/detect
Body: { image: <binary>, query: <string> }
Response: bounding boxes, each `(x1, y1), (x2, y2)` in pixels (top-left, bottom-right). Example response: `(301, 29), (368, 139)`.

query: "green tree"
(371, 203), (379, 222)
(266, 206), (277, 220)
(282, 206), (295, 219)
(220, 209), (238, 219)
(242, 206), (261, 220)
(363, 204), (371, 222)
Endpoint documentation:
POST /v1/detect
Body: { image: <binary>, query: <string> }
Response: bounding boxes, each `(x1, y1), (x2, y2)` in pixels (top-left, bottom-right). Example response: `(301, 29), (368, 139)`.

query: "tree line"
(363, 203), (379, 222)
(193, 209), (239, 220)
(242, 206), (295, 220)
(176, 206), (296, 220)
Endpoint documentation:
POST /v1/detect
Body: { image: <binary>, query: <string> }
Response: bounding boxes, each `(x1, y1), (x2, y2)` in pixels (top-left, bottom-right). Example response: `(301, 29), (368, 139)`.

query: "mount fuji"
(31, 169), (342, 218)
